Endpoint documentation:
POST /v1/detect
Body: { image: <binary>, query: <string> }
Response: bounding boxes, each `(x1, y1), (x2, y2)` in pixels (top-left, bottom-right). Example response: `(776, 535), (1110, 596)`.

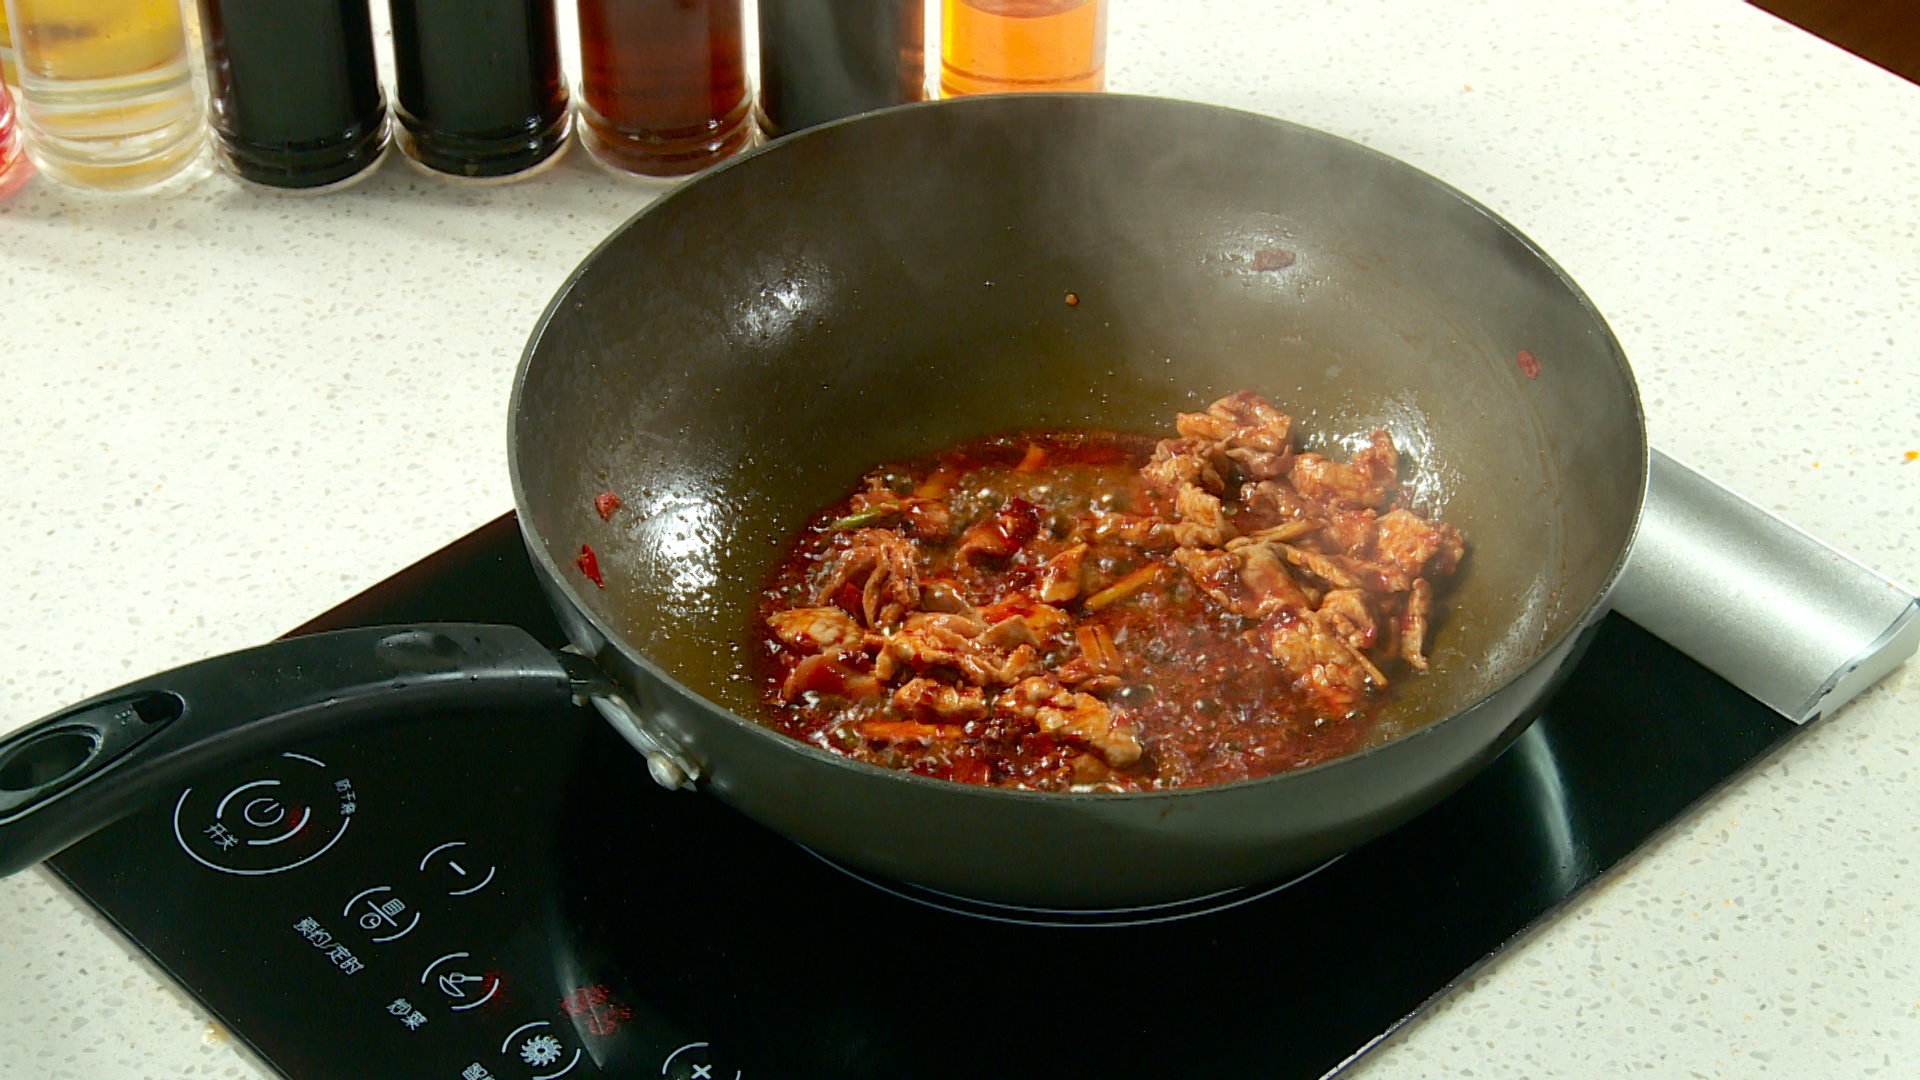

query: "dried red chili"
(576, 544), (604, 588)
(1516, 349), (1541, 379)
(1250, 248), (1296, 271)
(593, 492), (622, 521)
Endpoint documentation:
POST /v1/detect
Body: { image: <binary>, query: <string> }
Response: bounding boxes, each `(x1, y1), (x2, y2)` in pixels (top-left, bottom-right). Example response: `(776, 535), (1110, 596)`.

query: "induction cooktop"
(45, 512), (1801, 1080)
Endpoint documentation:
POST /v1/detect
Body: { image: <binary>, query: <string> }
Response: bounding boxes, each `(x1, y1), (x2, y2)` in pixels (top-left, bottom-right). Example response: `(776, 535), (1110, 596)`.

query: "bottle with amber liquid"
(940, 0), (1107, 97)
(576, 0), (753, 177)
(2, 0), (205, 189)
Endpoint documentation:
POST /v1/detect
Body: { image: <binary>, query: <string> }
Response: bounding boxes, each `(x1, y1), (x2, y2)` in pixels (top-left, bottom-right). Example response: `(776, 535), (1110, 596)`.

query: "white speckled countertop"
(3, 0), (1917, 1077)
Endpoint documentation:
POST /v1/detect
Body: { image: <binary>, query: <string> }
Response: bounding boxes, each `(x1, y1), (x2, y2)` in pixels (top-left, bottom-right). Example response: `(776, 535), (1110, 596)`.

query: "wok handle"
(0, 623), (583, 877)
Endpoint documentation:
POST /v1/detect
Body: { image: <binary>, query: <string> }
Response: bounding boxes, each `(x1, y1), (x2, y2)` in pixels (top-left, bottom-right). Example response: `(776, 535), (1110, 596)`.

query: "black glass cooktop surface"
(47, 513), (1798, 1080)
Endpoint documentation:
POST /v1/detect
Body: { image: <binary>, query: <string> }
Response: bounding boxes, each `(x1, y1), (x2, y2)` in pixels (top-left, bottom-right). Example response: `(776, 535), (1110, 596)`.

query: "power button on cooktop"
(172, 752), (354, 876)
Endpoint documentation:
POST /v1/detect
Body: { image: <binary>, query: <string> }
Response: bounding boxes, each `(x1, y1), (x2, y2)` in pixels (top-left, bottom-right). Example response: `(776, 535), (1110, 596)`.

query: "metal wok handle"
(0, 623), (600, 876)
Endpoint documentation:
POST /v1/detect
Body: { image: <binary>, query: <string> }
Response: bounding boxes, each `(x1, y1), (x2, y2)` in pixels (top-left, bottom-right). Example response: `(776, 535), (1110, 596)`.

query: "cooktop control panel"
(114, 711), (745, 1080)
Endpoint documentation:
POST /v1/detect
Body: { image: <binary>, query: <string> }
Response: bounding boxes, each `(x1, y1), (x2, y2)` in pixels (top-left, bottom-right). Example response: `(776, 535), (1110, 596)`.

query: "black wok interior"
(515, 94), (1641, 751)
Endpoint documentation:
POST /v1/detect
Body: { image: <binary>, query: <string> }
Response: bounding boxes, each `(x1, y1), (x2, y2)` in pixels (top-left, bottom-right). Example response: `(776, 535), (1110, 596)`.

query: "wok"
(0, 95), (1644, 906)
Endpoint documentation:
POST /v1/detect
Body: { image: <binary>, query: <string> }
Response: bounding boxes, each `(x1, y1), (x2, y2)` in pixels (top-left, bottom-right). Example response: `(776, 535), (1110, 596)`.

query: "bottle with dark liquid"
(389, 0), (569, 180)
(197, 0), (387, 190)
(940, 0), (1107, 97)
(757, 0), (924, 137)
(576, 0), (753, 177)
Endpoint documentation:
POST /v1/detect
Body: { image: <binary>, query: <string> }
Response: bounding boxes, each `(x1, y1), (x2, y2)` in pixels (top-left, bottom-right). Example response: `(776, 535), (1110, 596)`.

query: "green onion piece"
(829, 507), (893, 530)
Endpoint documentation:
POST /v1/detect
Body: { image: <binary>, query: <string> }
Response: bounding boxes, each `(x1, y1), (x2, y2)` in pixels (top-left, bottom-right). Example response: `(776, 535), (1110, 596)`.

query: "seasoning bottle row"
(0, 0), (1108, 197)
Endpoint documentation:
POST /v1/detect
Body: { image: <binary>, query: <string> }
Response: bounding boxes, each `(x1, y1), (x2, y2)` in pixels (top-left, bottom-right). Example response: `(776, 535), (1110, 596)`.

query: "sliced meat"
(902, 610), (988, 637)
(1141, 437), (1225, 496)
(1288, 431), (1399, 511)
(891, 677), (989, 723)
(1241, 479), (1312, 523)
(1260, 610), (1387, 716)
(1235, 542), (1315, 617)
(1316, 588), (1378, 653)
(1177, 390), (1295, 480)
(1372, 508), (1465, 580)
(1399, 578), (1433, 671)
(976, 594), (1073, 639)
(813, 528), (922, 629)
(1170, 483), (1234, 547)
(997, 676), (1142, 768)
(980, 615), (1041, 651)
(918, 578), (974, 615)
(1037, 543), (1088, 603)
(884, 621), (1041, 687)
(1276, 543), (1410, 594)
(1172, 546), (1242, 614)
(781, 652), (882, 703)
(1348, 430), (1400, 495)
(765, 606), (864, 653)
(1322, 507), (1378, 557)
(1225, 518), (1318, 550)
(1078, 512), (1177, 551)
(955, 497), (1042, 565)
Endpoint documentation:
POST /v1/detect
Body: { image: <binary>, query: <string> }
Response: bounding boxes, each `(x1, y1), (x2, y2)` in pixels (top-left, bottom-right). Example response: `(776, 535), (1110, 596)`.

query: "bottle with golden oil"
(939, 0), (1106, 97)
(2, 0), (204, 190)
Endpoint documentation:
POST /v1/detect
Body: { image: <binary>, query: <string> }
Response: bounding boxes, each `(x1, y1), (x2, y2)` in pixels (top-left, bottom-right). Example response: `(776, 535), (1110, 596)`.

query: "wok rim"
(507, 92), (1650, 805)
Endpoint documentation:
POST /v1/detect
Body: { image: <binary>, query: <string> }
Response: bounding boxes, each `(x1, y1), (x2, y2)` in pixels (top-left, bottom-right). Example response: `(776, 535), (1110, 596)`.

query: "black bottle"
(198, 0), (387, 190)
(389, 0), (571, 179)
(757, 0), (925, 137)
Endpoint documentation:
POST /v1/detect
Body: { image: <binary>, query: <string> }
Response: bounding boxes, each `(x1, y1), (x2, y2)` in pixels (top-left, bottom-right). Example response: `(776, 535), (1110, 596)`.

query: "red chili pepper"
(1250, 248), (1296, 271)
(947, 756), (991, 786)
(997, 497), (1041, 549)
(829, 581), (865, 618)
(576, 544), (604, 588)
(593, 492), (622, 521)
(1516, 349), (1541, 379)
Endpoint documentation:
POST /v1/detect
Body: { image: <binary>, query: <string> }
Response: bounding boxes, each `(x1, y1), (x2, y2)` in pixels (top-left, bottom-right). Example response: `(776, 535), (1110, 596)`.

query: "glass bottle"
(576, 0), (753, 177)
(939, 0), (1107, 98)
(389, 0), (569, 180)
(197, 0), (386, 191)
(1, 2), (17, 86)
(2, 0), (204, 190)
(756, 0), (923, 137)
(0, 80), (31, 199)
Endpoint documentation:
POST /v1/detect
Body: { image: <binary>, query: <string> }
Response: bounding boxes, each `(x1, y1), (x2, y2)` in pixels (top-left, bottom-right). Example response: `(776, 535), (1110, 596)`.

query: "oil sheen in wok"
(753, 392), (1467, 791)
